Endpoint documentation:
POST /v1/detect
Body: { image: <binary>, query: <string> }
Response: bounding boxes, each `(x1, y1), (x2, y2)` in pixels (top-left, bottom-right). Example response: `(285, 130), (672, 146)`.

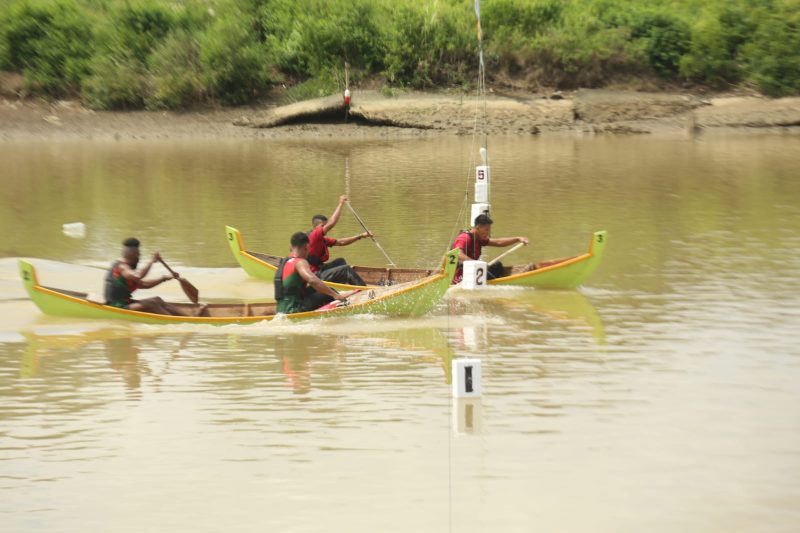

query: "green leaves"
(1, 0), (93, 95)
(1, 0), (798, 107)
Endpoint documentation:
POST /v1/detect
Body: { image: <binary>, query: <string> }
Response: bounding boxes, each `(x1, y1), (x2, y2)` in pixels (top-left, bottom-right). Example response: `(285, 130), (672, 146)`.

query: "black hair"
(311, 214), (328, 225)
(474, 214), (493, 226)
(291, 232), (310, 247)
(122, 237), (140, 248)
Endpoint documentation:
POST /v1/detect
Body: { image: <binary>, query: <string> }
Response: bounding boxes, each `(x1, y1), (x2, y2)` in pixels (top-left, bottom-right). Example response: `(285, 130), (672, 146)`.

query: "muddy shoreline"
(2, 89), (799, 142)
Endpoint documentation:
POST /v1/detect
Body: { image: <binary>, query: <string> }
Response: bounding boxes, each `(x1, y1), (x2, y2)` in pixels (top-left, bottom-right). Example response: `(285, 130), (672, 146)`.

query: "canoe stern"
(225, 225), (277, 281)
(489, 230), (607, 289)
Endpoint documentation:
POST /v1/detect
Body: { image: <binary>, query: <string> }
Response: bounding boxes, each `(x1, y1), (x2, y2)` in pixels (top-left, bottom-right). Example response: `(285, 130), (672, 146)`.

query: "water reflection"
(453, 398), (483, 435)
(448, 288), (606, 345)
(276, 326), (455, 394)
(1, 133), (799, 532)
(497, 290), (606, 345)
(16, 329), (189, 392)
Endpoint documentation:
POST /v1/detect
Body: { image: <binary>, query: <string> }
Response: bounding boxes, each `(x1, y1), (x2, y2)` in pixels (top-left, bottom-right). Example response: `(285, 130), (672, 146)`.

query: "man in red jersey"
(451, 214), (528, 284)
(307, 195), (369, 286)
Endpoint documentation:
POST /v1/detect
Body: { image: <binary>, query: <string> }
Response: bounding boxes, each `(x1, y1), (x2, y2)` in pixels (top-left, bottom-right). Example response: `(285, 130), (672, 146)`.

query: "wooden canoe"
(225, 226), (607, 290)
(18, 249), (459, 325)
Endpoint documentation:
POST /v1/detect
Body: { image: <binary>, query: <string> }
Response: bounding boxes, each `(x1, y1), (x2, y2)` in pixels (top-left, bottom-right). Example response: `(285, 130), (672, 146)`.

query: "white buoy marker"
(461, 260), (487, 290)
(452, 358), (482, 398)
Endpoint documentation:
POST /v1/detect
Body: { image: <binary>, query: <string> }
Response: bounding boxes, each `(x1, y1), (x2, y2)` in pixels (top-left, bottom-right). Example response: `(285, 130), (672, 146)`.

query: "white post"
(452, 358), (482, 398)
(475, 164), (490, 188)
(461, 260), (487, 290)
(468, 148), (491, 227)
(469, 203), (490, 228)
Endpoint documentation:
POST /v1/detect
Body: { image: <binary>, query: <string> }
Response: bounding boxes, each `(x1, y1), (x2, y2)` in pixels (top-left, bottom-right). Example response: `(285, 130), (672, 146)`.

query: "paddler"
(105, 238), (204, 316)
(275, 232), (349, 314)
(307, 194), (369, 286)
(452, 214), (529, 284)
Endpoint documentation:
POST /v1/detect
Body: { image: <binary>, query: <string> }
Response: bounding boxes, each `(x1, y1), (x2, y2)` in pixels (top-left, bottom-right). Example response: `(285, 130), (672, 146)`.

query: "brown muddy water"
(1, 133), (799, 532)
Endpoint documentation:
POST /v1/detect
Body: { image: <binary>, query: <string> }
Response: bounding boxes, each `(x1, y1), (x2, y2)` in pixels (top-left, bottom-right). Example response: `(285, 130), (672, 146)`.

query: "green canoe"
(226, 225), (607, 290)
(18, 249), (459, 325)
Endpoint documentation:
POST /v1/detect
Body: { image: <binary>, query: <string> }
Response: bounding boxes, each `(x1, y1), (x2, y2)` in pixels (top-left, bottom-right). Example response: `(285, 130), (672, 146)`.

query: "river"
(1, 133), (799, 532)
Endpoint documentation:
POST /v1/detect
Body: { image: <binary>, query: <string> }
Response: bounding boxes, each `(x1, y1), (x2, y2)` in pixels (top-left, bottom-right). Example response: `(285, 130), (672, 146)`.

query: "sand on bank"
(1, 89), (799, 142)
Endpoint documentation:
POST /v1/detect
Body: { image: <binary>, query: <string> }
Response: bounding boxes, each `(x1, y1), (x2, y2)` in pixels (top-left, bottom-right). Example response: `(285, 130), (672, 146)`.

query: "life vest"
(274, 256), (307, 313)
(104, 261), (137, 305)
(458, 230), (482, 260)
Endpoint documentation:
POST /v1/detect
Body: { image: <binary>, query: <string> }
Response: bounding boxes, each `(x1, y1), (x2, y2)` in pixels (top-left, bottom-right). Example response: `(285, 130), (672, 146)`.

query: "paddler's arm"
(135, 252), (160, 279)
(296, 259), (347, 301)
(487, 236), (529, 247)
(138, 274), (173, 289)
(334, 231), (372, 247)
(322, 195), (348, 234)
(119, 261), (173, 289)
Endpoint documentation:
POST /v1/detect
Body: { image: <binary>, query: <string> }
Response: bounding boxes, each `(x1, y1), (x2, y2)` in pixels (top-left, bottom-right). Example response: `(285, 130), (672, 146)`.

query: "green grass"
(1, 0), (798, 109)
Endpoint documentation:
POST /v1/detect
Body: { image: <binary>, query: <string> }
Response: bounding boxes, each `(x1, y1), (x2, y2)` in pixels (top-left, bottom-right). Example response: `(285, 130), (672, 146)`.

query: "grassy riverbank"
(1, 0), (799, 110)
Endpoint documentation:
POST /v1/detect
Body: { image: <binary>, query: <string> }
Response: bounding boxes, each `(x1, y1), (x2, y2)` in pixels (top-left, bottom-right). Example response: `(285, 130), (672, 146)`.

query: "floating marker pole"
(461, 260), (487, 290)
(451, 358), (483, 433)
(452, 358), (482, 398)
(469, 146), (491, 235)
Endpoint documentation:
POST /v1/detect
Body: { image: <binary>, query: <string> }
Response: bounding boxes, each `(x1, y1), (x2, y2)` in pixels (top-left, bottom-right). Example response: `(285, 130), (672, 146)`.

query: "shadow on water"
(446, 288), (606, 345)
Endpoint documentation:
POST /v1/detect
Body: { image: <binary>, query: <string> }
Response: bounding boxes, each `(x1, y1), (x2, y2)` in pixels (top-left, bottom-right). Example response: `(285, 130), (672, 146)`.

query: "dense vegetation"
(1, 0), (798, 109)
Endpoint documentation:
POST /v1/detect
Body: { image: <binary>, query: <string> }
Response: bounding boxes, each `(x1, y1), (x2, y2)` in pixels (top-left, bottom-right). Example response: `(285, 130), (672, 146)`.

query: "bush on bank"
(0, 0), (798, 109)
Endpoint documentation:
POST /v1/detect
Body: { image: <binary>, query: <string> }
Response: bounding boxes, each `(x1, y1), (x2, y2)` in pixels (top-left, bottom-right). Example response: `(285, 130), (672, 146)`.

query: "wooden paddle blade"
(178, 277), (199, 304)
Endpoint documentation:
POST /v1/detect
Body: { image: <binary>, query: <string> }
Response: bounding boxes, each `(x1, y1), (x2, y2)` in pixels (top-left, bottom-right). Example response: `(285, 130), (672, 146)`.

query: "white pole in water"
(452, 358), (482, 398)
(463, 146), (491, 290)
(461, 260), (487, 289)
(470, 147), (491, 230)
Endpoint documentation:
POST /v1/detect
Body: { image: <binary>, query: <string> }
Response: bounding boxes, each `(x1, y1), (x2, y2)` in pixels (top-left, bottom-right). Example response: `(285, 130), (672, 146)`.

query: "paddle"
(158, 258), (199, 304)
(345, 201), (397, 267)
(488, 242), (526, 266)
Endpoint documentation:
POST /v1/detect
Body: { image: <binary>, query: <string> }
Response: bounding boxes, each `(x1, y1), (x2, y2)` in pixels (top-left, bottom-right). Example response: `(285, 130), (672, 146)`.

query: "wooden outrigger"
(226, 226), (607, 291)
(18, 249), (459, 325)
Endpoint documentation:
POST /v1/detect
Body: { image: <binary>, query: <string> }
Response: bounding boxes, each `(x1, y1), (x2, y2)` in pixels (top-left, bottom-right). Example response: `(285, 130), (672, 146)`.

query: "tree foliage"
(0, 0), (797, 108)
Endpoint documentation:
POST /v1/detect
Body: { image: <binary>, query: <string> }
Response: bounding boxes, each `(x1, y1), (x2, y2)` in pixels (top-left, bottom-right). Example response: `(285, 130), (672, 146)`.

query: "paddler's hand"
(360, 231), (373, 240)
(335, 293), (348, 301)
(152, 251), (162, 262)
(517, 237), (529, 245)
(339, 194), (348, 205)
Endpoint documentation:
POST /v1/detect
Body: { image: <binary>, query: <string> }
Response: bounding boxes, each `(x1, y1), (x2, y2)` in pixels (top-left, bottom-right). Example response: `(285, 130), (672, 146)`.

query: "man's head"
(290, 231), (310, 258)
(122, 237), (140, 268)
(473, 214), (493, 240)
(311, 214), (327, 228)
